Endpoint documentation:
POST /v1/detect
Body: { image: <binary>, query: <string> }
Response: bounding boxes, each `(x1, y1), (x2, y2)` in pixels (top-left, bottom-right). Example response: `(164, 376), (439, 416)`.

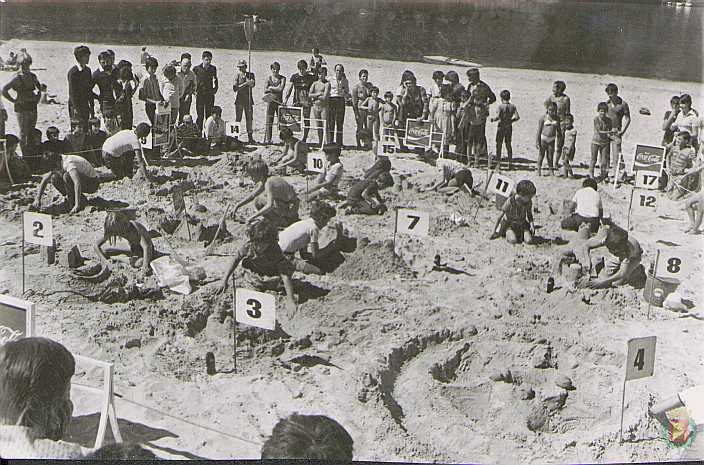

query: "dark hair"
(297, 59), (308, 69)
(582, 177), (598, 191)
(358, 69), (368, 78)
(180, 52), (192, 61)
(212, 106), (222, 116)
(87, 443), (158, 460)
(5, 134), (19, 147)
(546, 102), (558, 112)
(553, 80), (566, 92)
(384, 91), (394, 99)
(313, 48), (320, 54)
(46, 126), (60, 137)
(670, 95), (681, 104)
(445, 70), (459, 84)
(323, 143), (341, 157)
(370, 86), (379, 94)
(466, 67), (480, 77)
(515, 179), (536, 197)
(271, 61), (280, 70)
(261, 413), (353, 460)
(202, 50), (212, 59)
(145, 57), (158, 69)
(678, 130), (691, 140)
(400, 70), (415, 85)
(246, 218), (278, 244)
(318, 66), (328, 76)
(563, 113), (574, 122)
(440, 83), (452, 99)
(141, 46), (147, 51)
(246, 158), (269, 179)
(163, 64), (176, 79)
(364, 156), (392, 179)
(309, 201), (336, 224)
(607, 223), (628, 245)
(500, 90), (511, 101)
(432, 70), (445, 81)
(107, 49), (115, 58)
(135, 122), (151, 138)
(597, 102), (609, 112)
(98, 51), (110, 62)
(0, 338), (75, 441)
(279, 127), (294, 141)
(605, 83), (618, 94)
(679, 94), (692, 106)
(73, 45), (90, 60)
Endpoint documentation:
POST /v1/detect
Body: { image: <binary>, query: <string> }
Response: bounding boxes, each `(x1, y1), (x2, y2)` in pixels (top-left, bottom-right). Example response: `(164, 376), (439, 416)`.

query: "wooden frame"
(0, 294), (35, 345)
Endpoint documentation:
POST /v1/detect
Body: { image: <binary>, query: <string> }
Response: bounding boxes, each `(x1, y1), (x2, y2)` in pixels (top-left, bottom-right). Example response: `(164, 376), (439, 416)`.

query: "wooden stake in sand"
(645, 250), (660, 320)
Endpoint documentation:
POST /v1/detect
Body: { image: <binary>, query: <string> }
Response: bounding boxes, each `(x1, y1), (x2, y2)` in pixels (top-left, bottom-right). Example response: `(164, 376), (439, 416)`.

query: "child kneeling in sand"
(340, 156), (394, 215)
(271, 127), (309, 175)
(306, 143), (344, 200)
(425, 158), (475, 196)
(278, 201), (344, 274)
(95, 209), (155, 277)
(32, 152), (100, 214)
(489, 179), (536, 244)
(217, 219), (297, 312)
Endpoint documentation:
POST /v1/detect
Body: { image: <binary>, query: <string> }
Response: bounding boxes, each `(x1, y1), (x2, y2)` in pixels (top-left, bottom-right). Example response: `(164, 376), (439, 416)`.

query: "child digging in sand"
(94, 209), (155, 277)
(272, 127), (309, 175)
(489, 179), (536, 244)
(306, 143), (344, 200)
(536, 102), (560, 176)
(217, 219), (297, 313)
(424, 158), (474, 196)
(340, 156), (394, 215)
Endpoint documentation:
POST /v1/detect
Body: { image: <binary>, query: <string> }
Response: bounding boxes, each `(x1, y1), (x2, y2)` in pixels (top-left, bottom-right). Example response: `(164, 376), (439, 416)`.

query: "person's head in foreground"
(246, 218), (278, 254)
(318, 66), (328, 80)
(182, 114), (194, 125)
(546, 101), (557, 118)
(46, 126), (60, 142)
(86, 442), (158, 460)
(678, 93), (692, 113)
(180, 56), (191, 73)
(0, 337), (75, 441)
(582, 177), (598, 192)
(500, 89), (510, 102)
(246, 158), (269, 183)
(358, 69), (368, 84)
(675, 130), (691, 148)
(270, 61), (281, 76)
(605, 82), (619, 99)
(236, 59), (247, 71)
(669, 95), (680, 111)
(135, 122), (151, 140)
(466, 67), (480, 83)
(17, 52), (32, 72)
(515, 179), (536, 204)
(309, 201), (337, 229)
(323, 143), (341, 164)
(432, 70), (445, 86)
(145, 57), (158, 76)
(297, 59), (308, 74)
(201, 50), (213, 65)
(260, 413), (353, 461)
(163, 64), (176, 81)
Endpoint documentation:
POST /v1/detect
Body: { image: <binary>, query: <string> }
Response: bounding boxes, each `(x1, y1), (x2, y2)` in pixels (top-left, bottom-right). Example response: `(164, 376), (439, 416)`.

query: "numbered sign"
(0, 294), (35, 346)
(488, 173), (515, 197)
(631, 190), (657, 215)
(625, 336), (656, 381)
(655, 249), (690, 279)
(226, 121), (241, 139)
(153, 112), (171, 147)
(139, 133), (153, 150)
(306, 151), (326, 173)
(635, 171), (659, 190)
(395, 208), (430, 237)
(378, 128), (399, 156)
(23, 212), (53, 247)
(235, 288), (276, 330)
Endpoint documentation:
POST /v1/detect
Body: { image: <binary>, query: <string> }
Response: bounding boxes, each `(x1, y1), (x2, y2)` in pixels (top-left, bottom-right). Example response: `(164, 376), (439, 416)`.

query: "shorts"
(500, 219), (529, 240)
(235, 267), (282, 292)
(561, 213), (599, 234)
(603, 255), (641, 281)
(496, 125), (512, 145)
(102, 151), (135, 179)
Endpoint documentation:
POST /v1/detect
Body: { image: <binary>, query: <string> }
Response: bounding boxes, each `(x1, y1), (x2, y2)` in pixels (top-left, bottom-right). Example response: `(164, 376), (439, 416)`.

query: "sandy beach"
(0, 39), (703, 463)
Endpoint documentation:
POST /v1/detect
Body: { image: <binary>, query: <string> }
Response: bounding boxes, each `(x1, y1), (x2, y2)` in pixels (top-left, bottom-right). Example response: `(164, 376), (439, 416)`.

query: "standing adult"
(1, 52), (41, 157)
(668, 94), (700, 152)
(67, 45), (94, 128)
(395, 71), (428, 151)
(113, 64), (136, 130)
(92, 51), (116, 121)
(193, 50), (218, 131)
(283, 59), (316, 143)
(233, 59), (256, 144)
(177, 54), (197, 123)
(605, 83), (631, 180)
(263, 62), (286, 145)
(351, 69), (372, 148)
(327, 64), (350, 146)
(458, 67), (495, 165)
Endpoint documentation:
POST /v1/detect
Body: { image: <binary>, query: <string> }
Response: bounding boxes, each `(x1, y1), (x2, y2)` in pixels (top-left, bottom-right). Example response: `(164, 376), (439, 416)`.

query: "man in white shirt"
(101, 123), (151, 179)
(561, 177), (602, 233)
(32, 153), (99, 214)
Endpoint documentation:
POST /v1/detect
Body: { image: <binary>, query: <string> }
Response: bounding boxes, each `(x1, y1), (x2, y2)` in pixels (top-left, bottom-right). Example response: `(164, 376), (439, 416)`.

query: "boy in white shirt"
(561, 177), (602, 233)
(306, 143), (344, 200)
(32, 152), (100, 214)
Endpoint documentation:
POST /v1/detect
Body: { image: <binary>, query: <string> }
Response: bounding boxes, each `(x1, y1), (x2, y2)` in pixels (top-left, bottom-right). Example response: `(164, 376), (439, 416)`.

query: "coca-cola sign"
(405, 119), (433, 148)
(632, 144), (665, 173)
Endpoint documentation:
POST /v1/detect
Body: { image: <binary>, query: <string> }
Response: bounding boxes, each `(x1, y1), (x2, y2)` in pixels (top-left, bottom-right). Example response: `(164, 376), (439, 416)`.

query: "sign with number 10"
(306, 152), (325, 173)
(235, 288), (276, 330)
(23, 212), (53, 247)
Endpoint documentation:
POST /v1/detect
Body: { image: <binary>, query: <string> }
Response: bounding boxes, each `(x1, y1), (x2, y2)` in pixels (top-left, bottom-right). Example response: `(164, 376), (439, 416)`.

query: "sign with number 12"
(235, 288), (276, 330)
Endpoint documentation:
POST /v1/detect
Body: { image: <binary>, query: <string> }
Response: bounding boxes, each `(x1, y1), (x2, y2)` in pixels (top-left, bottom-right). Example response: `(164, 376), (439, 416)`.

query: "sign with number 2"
(23, 212), (53, 247)
(235, 288), (276, 330)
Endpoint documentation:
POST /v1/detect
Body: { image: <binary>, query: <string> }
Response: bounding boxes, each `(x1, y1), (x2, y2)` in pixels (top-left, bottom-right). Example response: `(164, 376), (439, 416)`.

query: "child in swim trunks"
(560, 113), (577, 178)
(536, 102), (560, 176)
(590, 102), (615, 180)
(360, 87), (381, 154)
(272, 127), (309, 175)
(489, 179), (536, 244)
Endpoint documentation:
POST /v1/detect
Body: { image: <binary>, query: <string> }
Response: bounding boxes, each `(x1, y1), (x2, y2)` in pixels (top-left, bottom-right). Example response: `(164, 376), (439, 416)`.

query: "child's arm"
(536, 117), (544, 149)
(512, 107), (520, 123)
(281, 274), (297, 313)
(234, 182), (266, 217)
(217, 250), (244, 293)
(424, 178), (447, 192)
(359, 97), (370, 112)
(31, 172), (53, 209)
(526, 201), (535, 232)
(489, 211), (505, 239)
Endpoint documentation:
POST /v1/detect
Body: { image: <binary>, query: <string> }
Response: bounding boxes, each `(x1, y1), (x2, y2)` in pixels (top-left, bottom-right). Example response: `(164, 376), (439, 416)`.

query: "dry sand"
(0, 39), (703, 463)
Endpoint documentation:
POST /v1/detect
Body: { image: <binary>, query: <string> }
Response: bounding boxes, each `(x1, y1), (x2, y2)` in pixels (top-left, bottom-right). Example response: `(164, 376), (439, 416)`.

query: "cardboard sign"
(488, 173), (515, 197)
(172, 189), (185, 215)
(634, 171), (660, 190)
(23, 212), (53, 247)
(377, 128), (399, 156)
(631, 190), (657, 215)
(236, 288), (276, 330)
(153, 112), (171, 147)
(226, 121), (241, 139)
(278, 106), (304, 134)
(632, 144), (665, 174)
(306, 151), (325, 173)
(656, 249), (691, 279)
(0, 295), (35, 346)
(139, 133), (153, 150)
(625, 336), (656, 381)
(404, 119), (432, 148)
(395, 208), (430, 237)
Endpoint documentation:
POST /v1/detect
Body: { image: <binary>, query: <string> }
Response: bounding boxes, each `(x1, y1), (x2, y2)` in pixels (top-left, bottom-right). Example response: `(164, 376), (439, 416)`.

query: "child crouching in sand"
(217, 219), (297, 313)
(489, 179), (536, 244)
(340, 156), (394, 215)
(425, 158), (475, 196)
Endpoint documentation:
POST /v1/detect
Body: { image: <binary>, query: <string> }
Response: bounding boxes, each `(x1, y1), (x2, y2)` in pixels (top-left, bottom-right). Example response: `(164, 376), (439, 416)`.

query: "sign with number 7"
(395, 208), (430, 237)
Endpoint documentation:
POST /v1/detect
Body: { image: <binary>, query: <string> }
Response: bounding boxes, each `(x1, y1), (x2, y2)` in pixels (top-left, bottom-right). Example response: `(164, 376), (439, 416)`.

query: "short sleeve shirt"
(572, 187), (602, 218)
(278, 218), (320, 254)
(62, 154), (97, 178)
(102, 129), (141, 157)
(607, 96), (630, 130)
(236, 242), (295, 277)
(323, 162), (343, 187)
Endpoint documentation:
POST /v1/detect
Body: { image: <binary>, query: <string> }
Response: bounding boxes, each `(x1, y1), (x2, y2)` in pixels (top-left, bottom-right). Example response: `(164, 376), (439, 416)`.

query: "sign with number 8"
(235, 288), (276, 330)
(655, 249), (689, 279)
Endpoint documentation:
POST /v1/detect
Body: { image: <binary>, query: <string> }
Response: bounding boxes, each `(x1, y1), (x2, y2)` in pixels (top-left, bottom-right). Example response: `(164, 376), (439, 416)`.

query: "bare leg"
(589, 144), (599, 178)
(546, 142), (555, 176)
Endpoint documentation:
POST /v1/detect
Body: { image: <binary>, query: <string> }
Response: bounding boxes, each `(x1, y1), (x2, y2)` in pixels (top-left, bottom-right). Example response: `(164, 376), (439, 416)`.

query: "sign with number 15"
(23, 212), (53, 247)
(235, 288), (276, 330)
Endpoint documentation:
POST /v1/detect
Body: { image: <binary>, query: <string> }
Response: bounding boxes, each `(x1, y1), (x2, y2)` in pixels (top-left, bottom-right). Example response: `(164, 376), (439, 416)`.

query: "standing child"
(560, 114), (577, 178)
(490, 89), (520, 171)
(360, 86), (381, 154)
(380, 91), (398, 143)
(545, 80), (571, 170)
(536, 102), (560, 176)
(217, 219), (297, 314)
(489, 179), (536, 244)
(429, 84), (455, 156)
(590, 102), (615, 180)
(138, 57), (163, 125)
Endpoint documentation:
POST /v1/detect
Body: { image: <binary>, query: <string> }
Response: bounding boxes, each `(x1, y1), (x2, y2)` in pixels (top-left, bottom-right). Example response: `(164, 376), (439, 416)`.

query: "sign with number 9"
(235, 288), (276, 330)
(23, 212), (53, 247)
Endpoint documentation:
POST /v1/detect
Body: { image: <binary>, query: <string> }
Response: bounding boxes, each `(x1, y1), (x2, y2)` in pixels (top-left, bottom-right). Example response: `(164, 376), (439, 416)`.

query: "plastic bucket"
(643, 274), (680, 307)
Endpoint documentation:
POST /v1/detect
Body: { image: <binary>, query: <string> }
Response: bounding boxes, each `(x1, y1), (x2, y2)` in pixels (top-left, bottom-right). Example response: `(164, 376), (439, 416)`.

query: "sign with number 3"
(395, 208), (430, 237)
(235, 288), (276, 330)
(23, 212), (53, 247)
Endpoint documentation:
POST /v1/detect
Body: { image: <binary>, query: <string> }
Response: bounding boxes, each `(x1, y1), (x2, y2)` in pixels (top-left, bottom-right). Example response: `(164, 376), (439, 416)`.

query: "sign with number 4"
(23, 212), (53, 247)
(235, 288), (276, 330)
(306, 152), (326, 173)
(655, 249), (689, 279)
(625, 336), (656, 381)
(395, 209), (430, 237)
(635, 172), (659, 190)
(489, 174), (515, 197)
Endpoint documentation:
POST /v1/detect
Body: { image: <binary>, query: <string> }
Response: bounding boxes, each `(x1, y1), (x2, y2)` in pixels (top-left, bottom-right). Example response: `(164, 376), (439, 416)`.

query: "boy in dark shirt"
(41, 126), (68, 157)
(92, 51), (115, 117)
(193, 50), (219, 131)
(284, 60), (317, 143)
(490, 90), (520, 171)
(489, 179), (536, 244)
(67, 45), (94, 128)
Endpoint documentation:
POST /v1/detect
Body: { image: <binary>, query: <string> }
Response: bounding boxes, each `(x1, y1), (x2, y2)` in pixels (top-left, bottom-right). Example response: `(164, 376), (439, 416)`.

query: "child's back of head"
(260, 413), (353, 461)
